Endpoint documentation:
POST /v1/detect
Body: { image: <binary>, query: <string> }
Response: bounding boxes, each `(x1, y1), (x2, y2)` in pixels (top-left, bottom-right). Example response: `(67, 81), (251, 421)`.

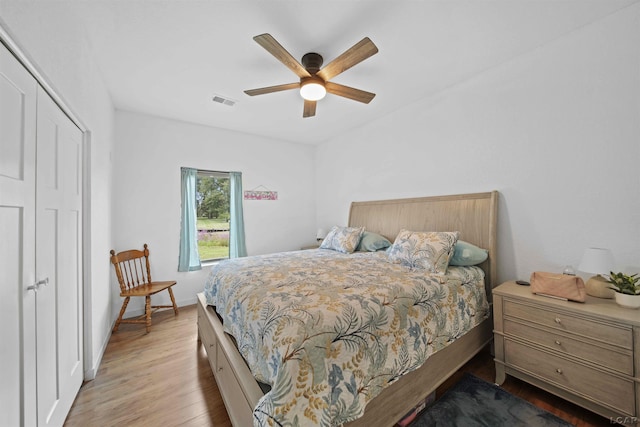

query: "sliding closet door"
(35, 86), (84, 427)
(0, 42), (38, 427)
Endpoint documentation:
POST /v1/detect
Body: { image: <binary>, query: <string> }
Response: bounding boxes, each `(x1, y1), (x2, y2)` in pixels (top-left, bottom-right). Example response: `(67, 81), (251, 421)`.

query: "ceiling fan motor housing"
(301, 52), (323, 75)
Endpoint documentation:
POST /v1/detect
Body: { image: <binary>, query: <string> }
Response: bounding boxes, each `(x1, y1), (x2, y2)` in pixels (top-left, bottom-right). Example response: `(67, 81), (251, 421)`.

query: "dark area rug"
(411, 373), (575, 427)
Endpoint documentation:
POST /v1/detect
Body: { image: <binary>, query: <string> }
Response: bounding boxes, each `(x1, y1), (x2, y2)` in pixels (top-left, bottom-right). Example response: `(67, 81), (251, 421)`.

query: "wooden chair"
(110, 244), (179, 333)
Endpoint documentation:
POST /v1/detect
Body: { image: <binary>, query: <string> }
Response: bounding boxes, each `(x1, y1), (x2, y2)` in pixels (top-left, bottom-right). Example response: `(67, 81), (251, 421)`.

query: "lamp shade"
(578, 247), (614, 275)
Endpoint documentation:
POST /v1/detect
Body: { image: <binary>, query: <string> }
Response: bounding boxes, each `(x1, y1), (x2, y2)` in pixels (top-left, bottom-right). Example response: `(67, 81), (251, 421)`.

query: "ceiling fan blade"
(253, 34), (311, 78)
(244, 82), (300, 96)
(325, 82), (375, 104)
(303, 100), (316, 118)
(316, 37), (378, 81)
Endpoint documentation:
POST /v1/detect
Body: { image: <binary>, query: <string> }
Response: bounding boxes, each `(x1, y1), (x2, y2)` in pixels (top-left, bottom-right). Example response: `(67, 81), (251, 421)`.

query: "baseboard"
(83, 322), (112, 380)
(121, 295), (198, 319)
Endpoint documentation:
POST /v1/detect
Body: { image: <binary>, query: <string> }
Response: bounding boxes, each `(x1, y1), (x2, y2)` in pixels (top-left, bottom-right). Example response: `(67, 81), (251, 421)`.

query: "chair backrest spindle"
(124, 259), (134, 289)
(143, 243), (152, 283)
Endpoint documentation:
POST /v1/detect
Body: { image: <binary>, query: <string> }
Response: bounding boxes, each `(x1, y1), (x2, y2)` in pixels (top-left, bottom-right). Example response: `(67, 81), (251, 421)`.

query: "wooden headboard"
(348, 191), (499, 295)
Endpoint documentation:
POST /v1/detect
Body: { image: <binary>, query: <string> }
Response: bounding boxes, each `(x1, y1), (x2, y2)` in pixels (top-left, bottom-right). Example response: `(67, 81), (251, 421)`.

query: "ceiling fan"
(244, 33), (379, 118)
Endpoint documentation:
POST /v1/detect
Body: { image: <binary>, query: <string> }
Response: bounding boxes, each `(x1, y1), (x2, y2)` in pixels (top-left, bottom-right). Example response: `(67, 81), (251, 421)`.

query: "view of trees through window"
(196, 173), (230, 260)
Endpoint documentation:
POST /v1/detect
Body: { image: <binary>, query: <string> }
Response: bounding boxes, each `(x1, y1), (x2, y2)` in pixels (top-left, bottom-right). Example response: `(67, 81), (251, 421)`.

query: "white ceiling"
(49, 0), (638, 144)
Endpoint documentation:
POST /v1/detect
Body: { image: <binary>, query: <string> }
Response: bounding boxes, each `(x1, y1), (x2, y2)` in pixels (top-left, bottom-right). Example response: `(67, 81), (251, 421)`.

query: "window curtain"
(178, 167), (202, 271)
(229, 171), (247, 258)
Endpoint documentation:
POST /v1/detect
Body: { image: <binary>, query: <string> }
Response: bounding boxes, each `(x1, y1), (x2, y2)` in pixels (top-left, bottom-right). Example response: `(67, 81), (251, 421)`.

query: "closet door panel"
(58, 120), (83, 384)
(0, 207), (33, 427)
(0, 42), (37, 427)
(35, 86), (83, 427)
(0, 68), (25, 180)
(59, 209), (81, 376)
(35, 209), (58, 425)
(35, 96), (62, 426)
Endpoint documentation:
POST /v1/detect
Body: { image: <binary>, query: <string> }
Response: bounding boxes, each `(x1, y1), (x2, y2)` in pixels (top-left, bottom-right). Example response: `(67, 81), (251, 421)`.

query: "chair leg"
(113, 296), (130, 332)
(145, 295), (152, 333)
(168, 287), (179, 315)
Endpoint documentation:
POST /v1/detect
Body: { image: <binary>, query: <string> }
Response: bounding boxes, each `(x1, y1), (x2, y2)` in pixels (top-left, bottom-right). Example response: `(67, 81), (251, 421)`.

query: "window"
(179, 167), (246, 272)
(196, 170), (230, 261)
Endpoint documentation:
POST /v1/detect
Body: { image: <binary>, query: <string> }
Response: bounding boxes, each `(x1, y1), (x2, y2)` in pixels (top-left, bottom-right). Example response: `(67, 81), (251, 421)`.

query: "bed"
(197, 191), (498, 426)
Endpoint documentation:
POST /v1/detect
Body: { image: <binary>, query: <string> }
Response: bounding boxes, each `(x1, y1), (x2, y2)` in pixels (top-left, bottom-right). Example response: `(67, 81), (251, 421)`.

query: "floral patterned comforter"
(204, 249), (489, 427)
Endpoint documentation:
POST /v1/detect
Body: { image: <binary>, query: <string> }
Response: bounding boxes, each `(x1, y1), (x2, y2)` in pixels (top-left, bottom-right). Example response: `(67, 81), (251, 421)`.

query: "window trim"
(198, 170), (229, 179)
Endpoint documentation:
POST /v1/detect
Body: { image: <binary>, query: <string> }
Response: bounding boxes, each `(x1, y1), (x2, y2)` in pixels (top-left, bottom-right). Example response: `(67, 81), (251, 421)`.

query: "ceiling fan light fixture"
(300, 77), (326, 101)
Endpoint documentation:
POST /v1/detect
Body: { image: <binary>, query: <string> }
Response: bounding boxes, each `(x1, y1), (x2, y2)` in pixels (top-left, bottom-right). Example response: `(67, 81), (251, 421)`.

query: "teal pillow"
(356, 231), (391, 252)
(449, 241), (488, 266)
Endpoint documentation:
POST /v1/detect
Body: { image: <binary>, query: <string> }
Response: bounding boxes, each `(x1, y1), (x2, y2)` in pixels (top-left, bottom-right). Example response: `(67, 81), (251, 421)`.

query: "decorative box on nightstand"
(493, 281), (640, 423)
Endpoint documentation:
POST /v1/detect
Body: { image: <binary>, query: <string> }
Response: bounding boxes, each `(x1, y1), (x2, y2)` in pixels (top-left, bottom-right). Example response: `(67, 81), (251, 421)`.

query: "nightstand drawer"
(503, 300), (632, 349)
(505, 339), (635, 416)
(504, 319), (633, 375)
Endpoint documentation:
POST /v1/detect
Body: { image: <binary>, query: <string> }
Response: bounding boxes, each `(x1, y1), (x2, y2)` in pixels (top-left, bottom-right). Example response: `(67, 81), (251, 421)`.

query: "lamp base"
(585, 275), (614, 299)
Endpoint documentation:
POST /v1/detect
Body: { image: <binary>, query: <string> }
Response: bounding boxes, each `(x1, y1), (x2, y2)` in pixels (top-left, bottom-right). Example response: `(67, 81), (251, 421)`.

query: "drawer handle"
(555, 368), (563, 375)
(554, 318), (562, 324)
(554, 340), (561, 346)
(218, 366), (223, 372)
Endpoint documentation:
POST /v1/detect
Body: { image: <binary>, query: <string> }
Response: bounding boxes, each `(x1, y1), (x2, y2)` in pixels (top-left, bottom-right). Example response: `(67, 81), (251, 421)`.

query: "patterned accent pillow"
(320, 226), (365, 254)
(387, 229), (460, 274)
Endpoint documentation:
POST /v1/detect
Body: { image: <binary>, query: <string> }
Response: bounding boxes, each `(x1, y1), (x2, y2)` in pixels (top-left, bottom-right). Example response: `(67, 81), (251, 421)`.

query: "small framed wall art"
(244, 185), (278, 201)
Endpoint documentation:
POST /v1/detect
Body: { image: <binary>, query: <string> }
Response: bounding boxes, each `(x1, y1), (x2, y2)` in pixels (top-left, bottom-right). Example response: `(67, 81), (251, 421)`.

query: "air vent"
(212, 94), (236, 107)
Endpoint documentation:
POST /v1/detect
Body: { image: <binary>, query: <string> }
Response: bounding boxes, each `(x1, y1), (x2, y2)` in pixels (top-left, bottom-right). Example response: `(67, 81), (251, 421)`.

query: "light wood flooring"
(65, 304), (610, 426)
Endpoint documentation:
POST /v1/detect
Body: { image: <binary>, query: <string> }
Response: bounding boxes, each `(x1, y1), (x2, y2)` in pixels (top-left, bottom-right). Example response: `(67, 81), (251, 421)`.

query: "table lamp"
(578, 247), (615, 298)
(316, 228), (326, 242)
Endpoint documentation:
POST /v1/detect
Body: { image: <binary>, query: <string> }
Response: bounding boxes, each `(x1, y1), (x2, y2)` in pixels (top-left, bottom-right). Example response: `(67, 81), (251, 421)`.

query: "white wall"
(113, 111), (316, 315)
(316, 5), (640, 283)
(0, 3), (115, 378)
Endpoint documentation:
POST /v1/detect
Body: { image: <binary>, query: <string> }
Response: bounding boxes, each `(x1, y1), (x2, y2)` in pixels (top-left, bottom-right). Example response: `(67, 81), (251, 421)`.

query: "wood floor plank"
(64, 305), (231, 427)
(65, 304), (609, 426)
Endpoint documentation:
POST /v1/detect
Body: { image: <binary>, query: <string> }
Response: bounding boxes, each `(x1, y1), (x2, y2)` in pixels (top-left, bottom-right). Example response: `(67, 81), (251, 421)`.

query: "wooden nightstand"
(493, 281), (640, 424)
